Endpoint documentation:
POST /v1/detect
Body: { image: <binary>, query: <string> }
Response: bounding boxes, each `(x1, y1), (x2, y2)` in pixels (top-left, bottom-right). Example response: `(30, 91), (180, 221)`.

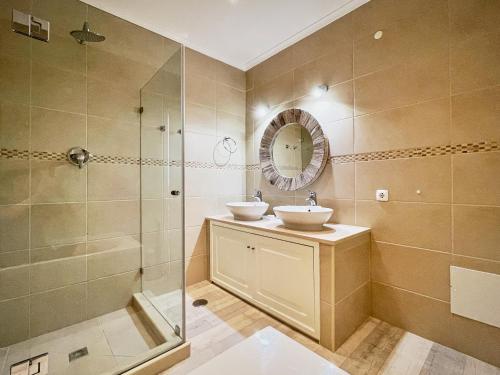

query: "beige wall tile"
(141, 165), (163, 200)
(450, 32), (500, 94)
(354, 99), (450, 153)
(216, 83), (245, 117)
(0, 296), (29, 346)
(32, 0), (87, 36)
(30, 284), (86, 337)
(186, 254), (207, 286)
(0, 205), (29, 252)
(453, 152), (500, 205)
(185, 197), (217, 228)
(0, 160), (29, 205)
(186, 74), (216, 108)
(185, 102), (216, 135)
(0, 56), (30, 105)
(31, 161), (86, 203)
(185, 225), (207, 259)
(0, 101), (29, 149)
(295, 81), (354, 124)
(451, 87), (500, 144)
(0, 266), (29, 300)
(32, 64), (86, 114)
(88, 164), (140, 201)
(335, 240), (370, 303)
(186, 48), (217, 80)
(371, 242), (451, 301)
(253, 48), (294, 88)
(142, 199), (163, 233)
(322, 118), (353, 157)
(216, 110), (245, 140)
(87, 116), (139, 158)
(355, 156), (452, 203)
(451, 255), (500, 276)
(87, 271), (141, 318)
(450, 314), (500, 368)
(449, 0), (500, 42)
(453, 205), (500, 262)
(334, 282), (370, 349)
(292, 14), (352, 68)
(321, 198), (355, 225)
(254, 72), (294, 109)
(142, 231), (168, 267)
(87, 79), (140, 123)
(0, 249), (28, 268)
(301, 162), (354, 201)
(320, 244), (334, 305)
(30, 256), (86, 293)
(32, 32), (85, 74)
(354, 53), (449, 116)
(353, 1), (448, 77)
(31, 203), (86, 248)
(184, 132), (216, 162)
(88, 246), (140, 280)
(31, 242), (86, 263)
(372, 282), (452, 346)
(31, 106), (86, 153)
(216, 61), (245, 90)
(87, 47), (156, 91)
(293, 50), (352, 99)
(355, 201), (451, 252)
(87, 200), (140, 240)
(141, 126), (164, 160)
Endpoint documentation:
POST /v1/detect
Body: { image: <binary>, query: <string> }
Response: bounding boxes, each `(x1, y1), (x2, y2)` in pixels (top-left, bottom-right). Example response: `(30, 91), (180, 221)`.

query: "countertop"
(207, 215), (370, 246)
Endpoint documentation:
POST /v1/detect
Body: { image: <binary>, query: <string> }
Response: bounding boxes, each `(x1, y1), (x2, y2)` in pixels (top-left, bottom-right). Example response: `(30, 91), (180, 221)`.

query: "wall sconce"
(311, 84), (329, 98)
(255, 104), (270, 118)
(374, 30), (383, 40)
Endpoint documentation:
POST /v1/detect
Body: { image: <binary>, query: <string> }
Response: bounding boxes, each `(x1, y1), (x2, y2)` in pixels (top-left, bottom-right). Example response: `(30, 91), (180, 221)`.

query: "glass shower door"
(140, 47), (185, 341)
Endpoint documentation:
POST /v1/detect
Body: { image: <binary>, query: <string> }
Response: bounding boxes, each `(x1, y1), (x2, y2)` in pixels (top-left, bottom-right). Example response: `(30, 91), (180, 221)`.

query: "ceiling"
(82, 0), (369, 71)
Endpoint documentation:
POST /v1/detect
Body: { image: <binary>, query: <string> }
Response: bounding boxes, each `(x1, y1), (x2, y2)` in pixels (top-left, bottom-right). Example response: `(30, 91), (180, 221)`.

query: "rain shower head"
(70, 22), (105, 44)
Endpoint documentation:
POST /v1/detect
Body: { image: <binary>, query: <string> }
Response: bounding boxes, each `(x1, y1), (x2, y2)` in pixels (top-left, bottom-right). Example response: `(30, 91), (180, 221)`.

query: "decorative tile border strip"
(3, 140), (497, 169)
(330, 140), (499, 164)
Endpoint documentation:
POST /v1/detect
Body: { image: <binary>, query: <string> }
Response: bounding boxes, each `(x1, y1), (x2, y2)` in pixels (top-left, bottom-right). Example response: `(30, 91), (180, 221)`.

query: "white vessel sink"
(274, 206), (333, 231)
(226, 202), (269, 221)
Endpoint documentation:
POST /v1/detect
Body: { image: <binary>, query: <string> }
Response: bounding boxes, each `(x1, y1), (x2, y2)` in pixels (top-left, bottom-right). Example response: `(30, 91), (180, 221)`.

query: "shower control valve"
(67, 147), (92, 169)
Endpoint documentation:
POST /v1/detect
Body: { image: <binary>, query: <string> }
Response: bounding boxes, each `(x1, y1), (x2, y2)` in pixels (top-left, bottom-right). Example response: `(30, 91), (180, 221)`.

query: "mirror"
(259, 109), (329, 191)
(272, 123), (313, 178)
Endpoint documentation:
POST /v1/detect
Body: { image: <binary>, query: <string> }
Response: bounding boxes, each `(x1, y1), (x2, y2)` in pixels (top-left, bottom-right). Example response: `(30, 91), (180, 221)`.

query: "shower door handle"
(171, 190), (181, 196)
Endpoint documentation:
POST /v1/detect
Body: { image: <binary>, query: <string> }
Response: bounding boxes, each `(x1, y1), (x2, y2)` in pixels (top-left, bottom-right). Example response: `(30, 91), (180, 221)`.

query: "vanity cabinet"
(210, 222), (320, 338)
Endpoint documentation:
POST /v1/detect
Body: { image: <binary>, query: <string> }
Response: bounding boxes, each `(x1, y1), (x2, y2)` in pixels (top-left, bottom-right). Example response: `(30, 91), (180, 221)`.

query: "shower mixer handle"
(67, 147), (92, 169)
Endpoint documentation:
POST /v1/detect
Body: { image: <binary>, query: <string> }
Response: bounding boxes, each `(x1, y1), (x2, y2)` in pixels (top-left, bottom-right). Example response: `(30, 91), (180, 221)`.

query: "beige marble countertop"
(207, 215), (370, 245)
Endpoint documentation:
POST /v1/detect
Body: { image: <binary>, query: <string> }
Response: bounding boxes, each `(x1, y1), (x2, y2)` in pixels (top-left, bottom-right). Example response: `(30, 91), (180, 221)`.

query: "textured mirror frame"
(259, 108), (329, 191)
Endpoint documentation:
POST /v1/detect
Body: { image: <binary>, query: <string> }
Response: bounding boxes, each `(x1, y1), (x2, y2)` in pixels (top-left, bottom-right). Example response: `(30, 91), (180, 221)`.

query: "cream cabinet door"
(211, 225), (254, 299)
(253, 236), (316, 336)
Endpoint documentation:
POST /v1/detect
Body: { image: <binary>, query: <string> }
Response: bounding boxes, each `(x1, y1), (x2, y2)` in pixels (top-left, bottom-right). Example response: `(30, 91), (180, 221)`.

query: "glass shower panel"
(140, 48), (185, 339)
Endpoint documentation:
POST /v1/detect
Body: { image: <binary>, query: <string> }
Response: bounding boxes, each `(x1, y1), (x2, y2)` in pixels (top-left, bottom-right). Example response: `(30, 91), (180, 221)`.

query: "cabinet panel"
(253, 236), (316, 334)
(211, 225), (253, 299)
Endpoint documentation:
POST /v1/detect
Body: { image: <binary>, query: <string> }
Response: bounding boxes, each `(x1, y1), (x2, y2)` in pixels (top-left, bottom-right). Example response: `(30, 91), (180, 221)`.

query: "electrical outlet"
(376, 189), (389, 201)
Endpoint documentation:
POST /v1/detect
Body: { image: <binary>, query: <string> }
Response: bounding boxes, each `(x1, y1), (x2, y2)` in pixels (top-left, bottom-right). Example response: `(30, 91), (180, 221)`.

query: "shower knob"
(67, 147), (92, 169)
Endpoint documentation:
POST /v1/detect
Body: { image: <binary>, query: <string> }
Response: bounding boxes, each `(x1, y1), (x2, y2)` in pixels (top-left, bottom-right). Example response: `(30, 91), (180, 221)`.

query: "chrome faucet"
(305, 191), (317, 206)
(252, 190), (263, 202)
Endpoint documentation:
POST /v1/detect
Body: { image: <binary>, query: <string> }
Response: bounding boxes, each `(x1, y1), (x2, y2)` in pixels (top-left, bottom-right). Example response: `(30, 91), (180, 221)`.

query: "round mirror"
(259, 109), (329, 191)
(272, 123), (313, 178)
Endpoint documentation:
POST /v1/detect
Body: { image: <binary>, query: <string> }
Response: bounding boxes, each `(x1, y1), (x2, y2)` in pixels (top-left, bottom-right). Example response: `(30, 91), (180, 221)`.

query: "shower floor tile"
(0, 306), (162, 375)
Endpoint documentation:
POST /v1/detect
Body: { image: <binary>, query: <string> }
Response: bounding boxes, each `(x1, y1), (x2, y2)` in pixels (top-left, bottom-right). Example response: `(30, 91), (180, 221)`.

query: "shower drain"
(192, 298), (208, 307)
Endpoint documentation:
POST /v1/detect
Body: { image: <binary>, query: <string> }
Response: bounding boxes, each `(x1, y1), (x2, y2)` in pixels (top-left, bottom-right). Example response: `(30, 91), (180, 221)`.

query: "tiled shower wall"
(0, 0), (181, 346)
(183, 49), (246, 285)
(246, 0), (499, 367)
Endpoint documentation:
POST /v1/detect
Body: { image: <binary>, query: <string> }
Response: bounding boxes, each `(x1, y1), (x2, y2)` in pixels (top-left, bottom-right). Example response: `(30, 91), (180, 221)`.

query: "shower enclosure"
(0, 0), (185, 374)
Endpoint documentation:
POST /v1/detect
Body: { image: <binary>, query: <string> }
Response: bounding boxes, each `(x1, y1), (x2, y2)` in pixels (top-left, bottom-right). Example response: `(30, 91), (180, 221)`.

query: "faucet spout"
(253, 190), (263, 202)
(305, 191), (317, 206)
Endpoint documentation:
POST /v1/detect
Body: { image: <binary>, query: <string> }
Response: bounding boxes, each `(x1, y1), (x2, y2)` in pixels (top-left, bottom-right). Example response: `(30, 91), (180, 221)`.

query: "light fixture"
(374, 30), (383, 40)
(255, 104), (270, 118)
(311, 84), (329, 98)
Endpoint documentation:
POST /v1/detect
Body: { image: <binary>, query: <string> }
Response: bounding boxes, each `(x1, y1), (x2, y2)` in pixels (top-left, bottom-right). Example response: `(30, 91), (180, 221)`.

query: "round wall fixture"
(374, 30), (383, 40)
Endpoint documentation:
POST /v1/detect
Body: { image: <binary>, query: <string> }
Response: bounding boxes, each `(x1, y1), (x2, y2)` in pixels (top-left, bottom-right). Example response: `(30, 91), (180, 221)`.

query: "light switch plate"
(376, 189), (389, 201)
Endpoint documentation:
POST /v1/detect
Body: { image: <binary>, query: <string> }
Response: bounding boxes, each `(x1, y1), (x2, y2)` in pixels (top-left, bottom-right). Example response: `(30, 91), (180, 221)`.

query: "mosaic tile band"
(2, 140), (498, 169)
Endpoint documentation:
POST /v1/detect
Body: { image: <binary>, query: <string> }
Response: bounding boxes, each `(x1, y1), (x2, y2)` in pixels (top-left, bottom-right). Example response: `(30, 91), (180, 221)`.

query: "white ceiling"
(82, 0), (369, 71)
